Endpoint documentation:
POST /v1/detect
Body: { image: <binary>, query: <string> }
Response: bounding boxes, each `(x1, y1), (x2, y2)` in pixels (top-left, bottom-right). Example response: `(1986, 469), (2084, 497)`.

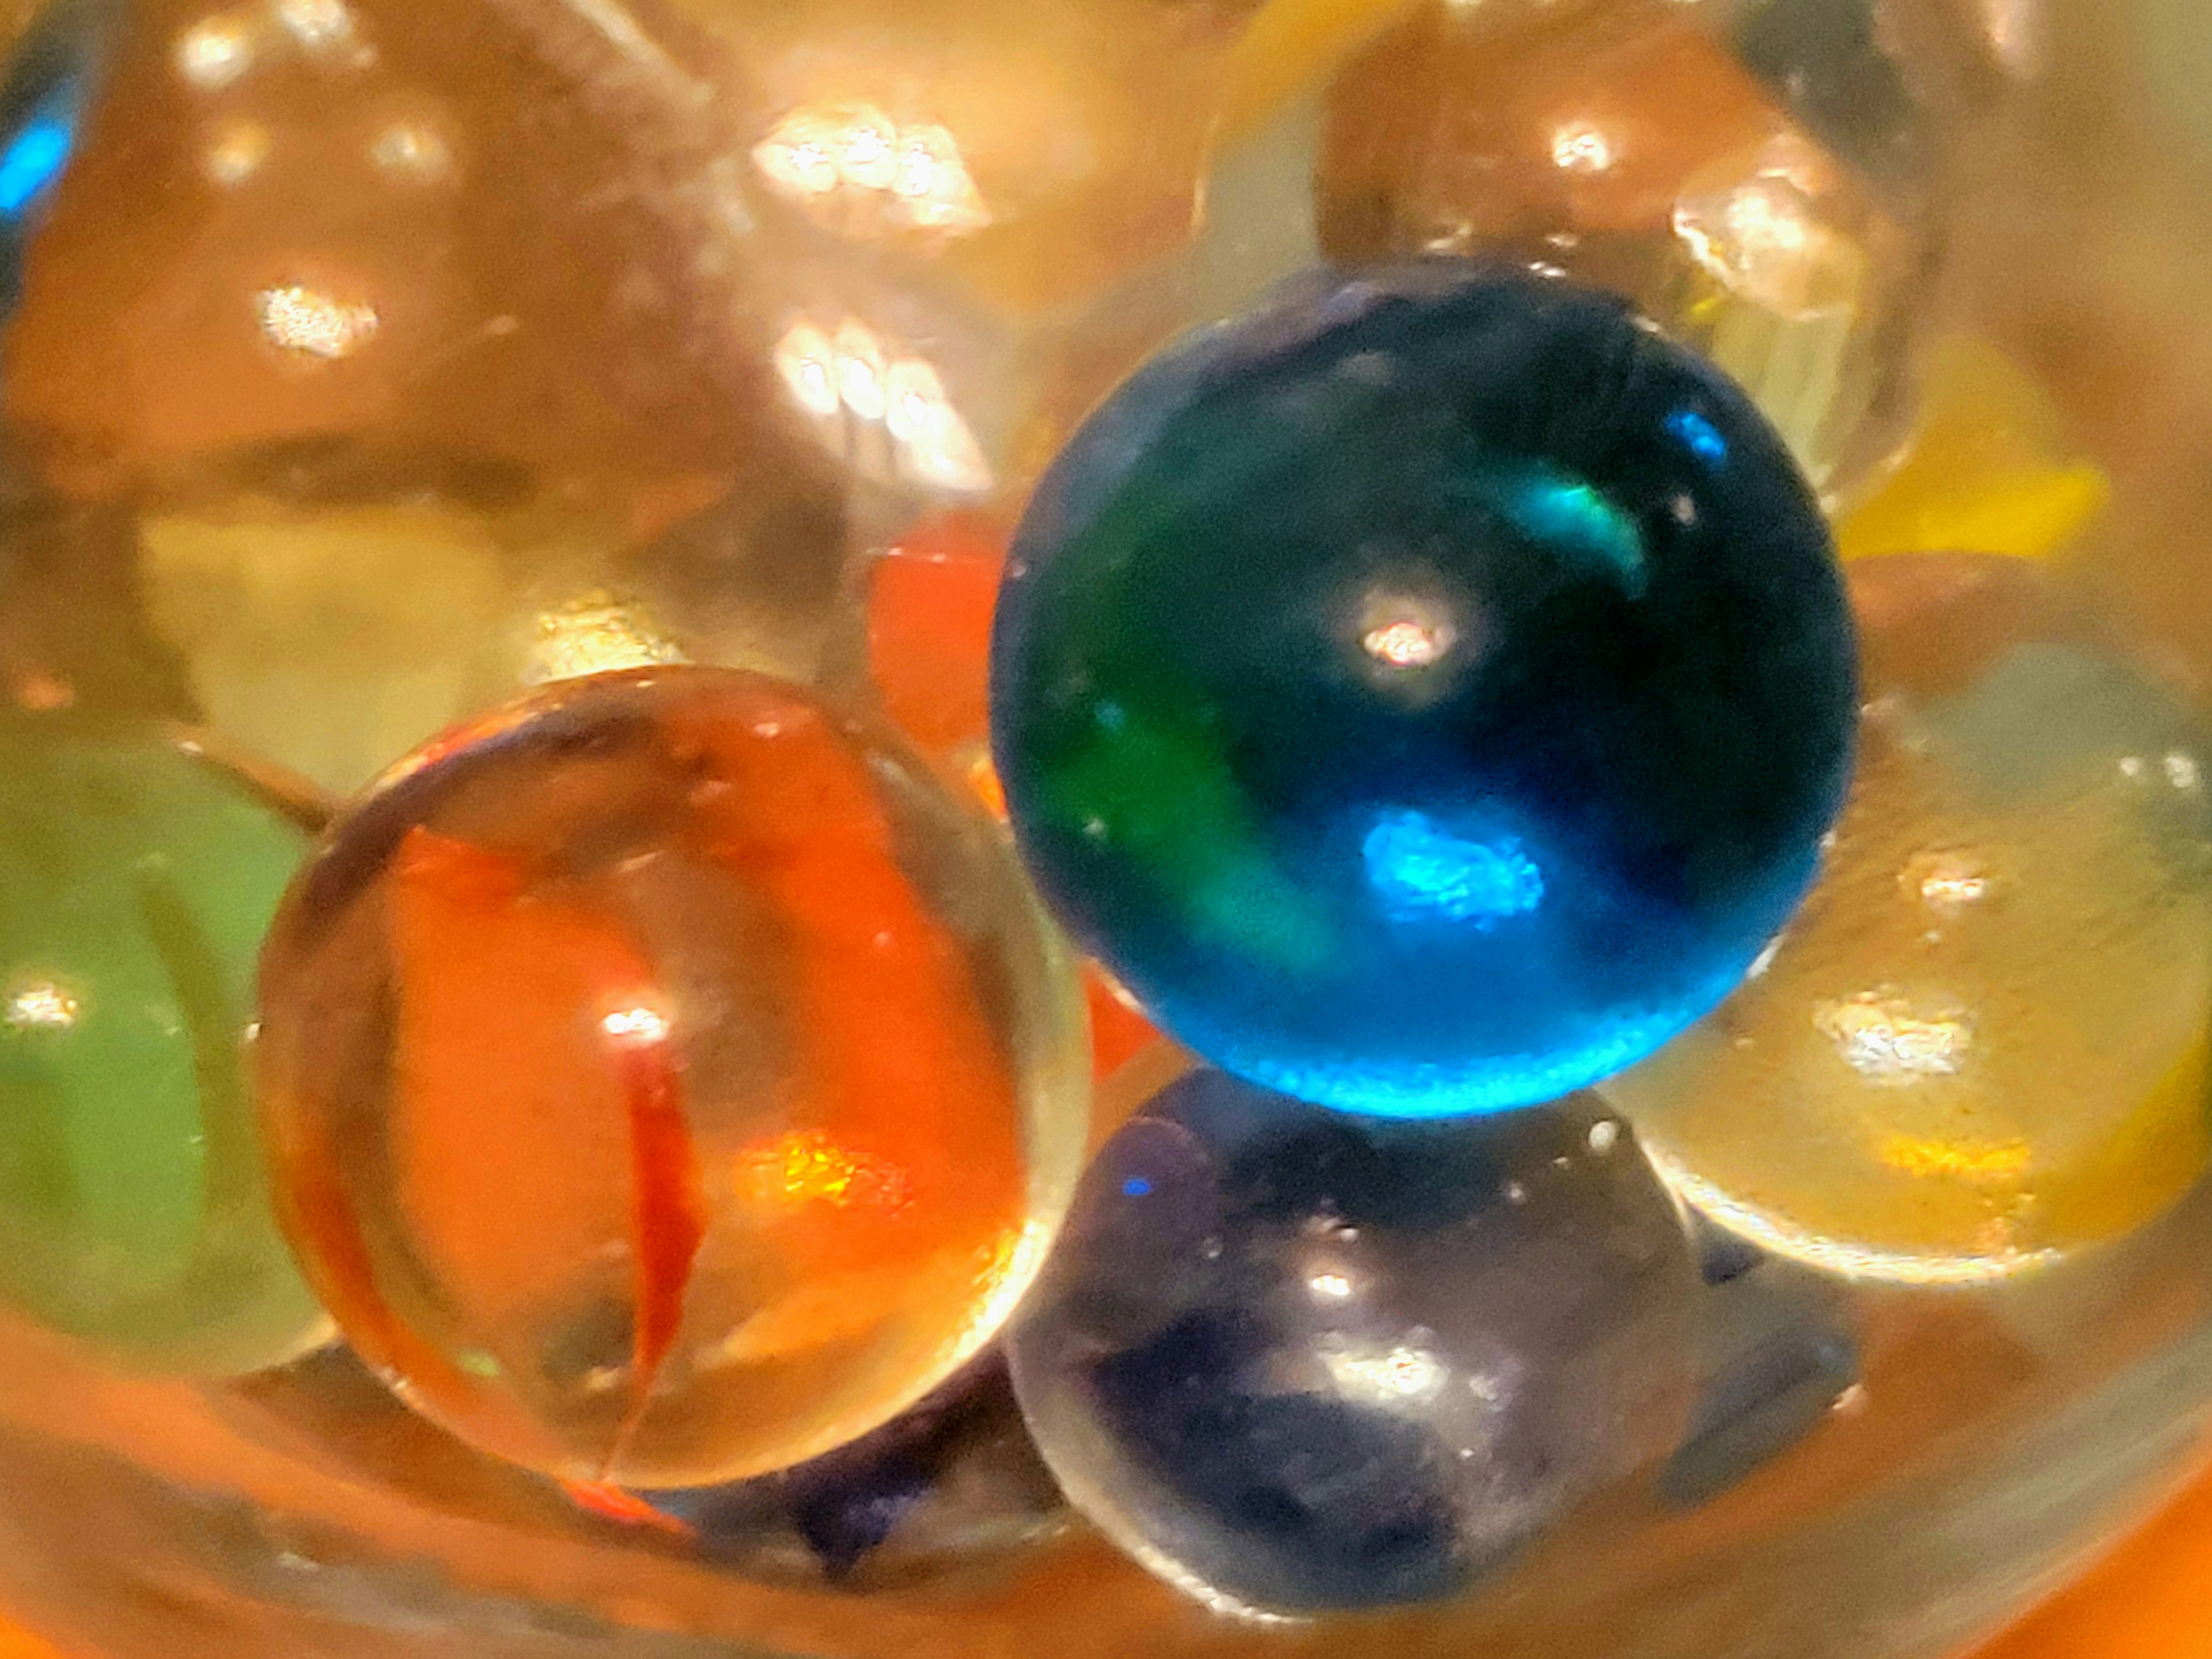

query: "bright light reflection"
(883, 355), (947, 443)
(734, 1129), (912, 1211)
(1813, 993), (1971, 1082)
(1982, 0), (2041, 77)
(524, 593), (687, 685)
(601, 1006), (669, 1043)
(774, 322), (842, 418)
(177, 14), (257, 88)
(372, 122), (452, 183)
(1321, 1340), (1447, 1406)
(1363, 809), (1544, 927)
(755, 108), (840, 196)
(1649, 1150), (2062, 1285)
(6, 980), (78, 1031)
(774, 316), (993, 494)
(833, 320), (887, 420)
(753, 103), (988, 233)
(1309, 1271), (1352, 1300)
(834, 105), (897, 190)
(274, 0), (357, 53)
(1362, 615), (1452, 669)
(255, 285), (379, 359)
(1674, 139), (1854, 321)
(204, 119), (271, 185)
(1920, 870), (1986, 906)
(1904, 850), (1993, 912)
(1551, 121), (1615, 175)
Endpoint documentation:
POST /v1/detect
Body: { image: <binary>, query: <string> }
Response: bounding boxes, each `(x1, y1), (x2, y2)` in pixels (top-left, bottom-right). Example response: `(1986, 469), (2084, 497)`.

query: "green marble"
(0, 717), (323, 1373)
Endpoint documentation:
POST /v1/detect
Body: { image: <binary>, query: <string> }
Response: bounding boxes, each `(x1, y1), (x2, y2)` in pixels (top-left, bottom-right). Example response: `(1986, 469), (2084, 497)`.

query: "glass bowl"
(1, 1), (2211, 1656)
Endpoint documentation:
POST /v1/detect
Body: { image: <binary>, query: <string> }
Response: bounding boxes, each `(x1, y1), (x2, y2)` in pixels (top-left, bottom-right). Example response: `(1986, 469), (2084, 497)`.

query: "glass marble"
(1607, 554), (2212, 1282)
(642, 0), (1279, 506)
(1006, 1071), (1700, 1616)
(991, 262), (1857, 1116)
(0, 713), (324, 1373)
(253, 666), (1089, 1486)
(662, 0), (1259, 315)
(1318, 0), (1931, 503)
(2, 0), (849, 793)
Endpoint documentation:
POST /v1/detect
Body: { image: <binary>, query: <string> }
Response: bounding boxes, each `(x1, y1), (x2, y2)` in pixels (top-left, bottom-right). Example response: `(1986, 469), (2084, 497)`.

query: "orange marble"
(256, 668), (1086, 1487)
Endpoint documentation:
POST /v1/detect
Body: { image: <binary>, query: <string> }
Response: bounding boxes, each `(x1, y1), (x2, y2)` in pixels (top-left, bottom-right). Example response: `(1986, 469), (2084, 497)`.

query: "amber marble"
(1320, 0), (1929, 501)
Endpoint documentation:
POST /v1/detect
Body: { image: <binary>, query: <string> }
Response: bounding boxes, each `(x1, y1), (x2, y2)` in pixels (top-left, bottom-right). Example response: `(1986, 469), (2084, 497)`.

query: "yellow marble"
(1608, 557), (2212, 1283)
(1838, 336), (2111, 564)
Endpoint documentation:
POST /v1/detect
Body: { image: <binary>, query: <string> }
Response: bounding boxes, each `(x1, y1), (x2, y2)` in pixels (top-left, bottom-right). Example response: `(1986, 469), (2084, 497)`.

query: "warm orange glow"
(10, 671), (73, 712)
(1879, 1135), (2034, 1182)
(371, 120), (453, 183)
(774, 317), (991, 493)
(557, 1479), (694, 1538)
(254, 285), (380, 360)
(966, 750), (1007, 820)
(735, 1130), (914, 1213)
(1362, 618), (1448, 668)
(203, 119), (271, 185)
(752, 103), (988, 233)
(865, 512), (1007, 753)
(176, 13), (257, 89)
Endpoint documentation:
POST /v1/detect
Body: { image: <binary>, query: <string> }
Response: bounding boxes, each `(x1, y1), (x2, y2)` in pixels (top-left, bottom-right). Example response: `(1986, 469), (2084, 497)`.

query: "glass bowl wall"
(0, 1), (2209, 1657)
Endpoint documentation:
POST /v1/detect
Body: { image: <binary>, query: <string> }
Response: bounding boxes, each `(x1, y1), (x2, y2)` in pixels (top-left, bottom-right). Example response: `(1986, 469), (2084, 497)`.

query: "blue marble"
(991, 264), (1857, 1116)
(643, 1360), (1065, 1585)
(1006, 1070), (1699, 1615)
